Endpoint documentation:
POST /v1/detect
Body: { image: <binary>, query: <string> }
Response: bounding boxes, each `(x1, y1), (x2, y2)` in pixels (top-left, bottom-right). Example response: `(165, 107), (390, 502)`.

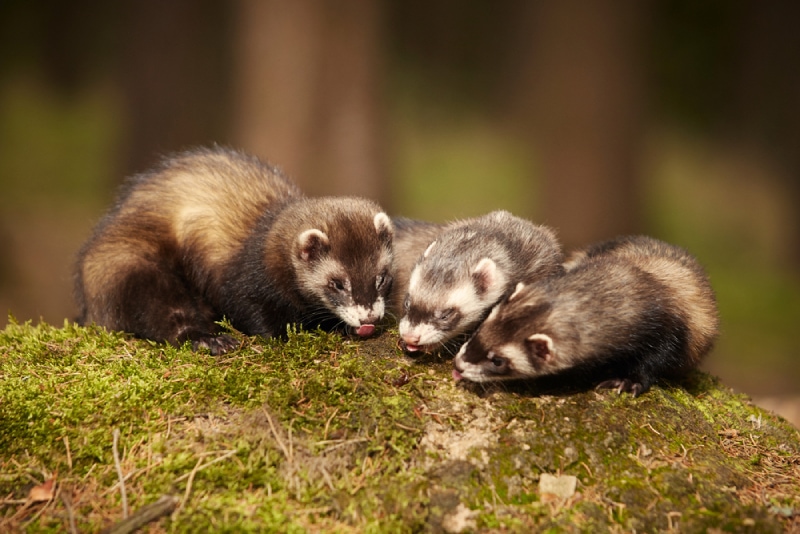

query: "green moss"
(1, 321), (798, 532)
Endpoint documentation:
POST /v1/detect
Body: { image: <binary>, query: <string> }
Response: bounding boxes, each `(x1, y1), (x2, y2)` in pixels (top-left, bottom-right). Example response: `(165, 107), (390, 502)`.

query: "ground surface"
(1, 321), (798, 532)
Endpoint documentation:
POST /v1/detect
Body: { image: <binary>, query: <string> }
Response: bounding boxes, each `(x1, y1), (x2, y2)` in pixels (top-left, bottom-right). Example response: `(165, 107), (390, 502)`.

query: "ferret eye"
(376, 271), (391, 290)
(329, 279), (346, 291)
(438, 308), (455, 321)
(403, 295), (410, 311)
(490, 355), (508, 372)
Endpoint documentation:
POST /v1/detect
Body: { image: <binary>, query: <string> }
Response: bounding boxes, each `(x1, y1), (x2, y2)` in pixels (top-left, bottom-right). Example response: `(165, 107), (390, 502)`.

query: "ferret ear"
(472, 257), (505, 296)
(526, 333), (554, 362)
(509, 282), (525, 301)
(297, 229), (330, 262)
(373, 212), (394, 240)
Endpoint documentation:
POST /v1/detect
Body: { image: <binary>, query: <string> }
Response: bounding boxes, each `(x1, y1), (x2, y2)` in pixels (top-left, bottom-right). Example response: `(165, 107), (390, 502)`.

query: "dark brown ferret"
(454, 235), (719, 396)
(75, 146), (394, 354)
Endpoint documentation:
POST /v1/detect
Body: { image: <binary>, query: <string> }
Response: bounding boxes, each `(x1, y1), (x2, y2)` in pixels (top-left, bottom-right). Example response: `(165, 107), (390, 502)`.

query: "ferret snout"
(398, 326), (428, 352)
(401, 333), (421, 352)
(352, 313), (378, 337)
(340, 301), (384, 337)
(402, 332), (421, 344)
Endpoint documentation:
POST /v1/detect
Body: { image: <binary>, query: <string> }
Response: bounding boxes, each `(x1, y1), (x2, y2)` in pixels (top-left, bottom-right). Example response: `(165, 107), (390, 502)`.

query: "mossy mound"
(1, 320), (798, 532)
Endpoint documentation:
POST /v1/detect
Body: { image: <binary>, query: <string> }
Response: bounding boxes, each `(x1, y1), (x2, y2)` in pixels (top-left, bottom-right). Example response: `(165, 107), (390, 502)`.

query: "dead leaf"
(28, 476), (56, 502)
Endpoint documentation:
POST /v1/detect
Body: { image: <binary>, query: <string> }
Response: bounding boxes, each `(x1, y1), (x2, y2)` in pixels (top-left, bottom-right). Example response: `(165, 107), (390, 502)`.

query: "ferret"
(398, 210), (564, 353)
(453, 235), (719, 396)
(74, 146), (394, 354)
(389, 217), (446, 315)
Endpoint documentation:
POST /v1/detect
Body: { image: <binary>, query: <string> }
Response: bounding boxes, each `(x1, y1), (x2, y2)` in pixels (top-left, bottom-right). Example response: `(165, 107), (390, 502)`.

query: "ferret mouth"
(452, 368), (463, 381)
(354, 324), (376, 337)
(400, 341), (434, 353)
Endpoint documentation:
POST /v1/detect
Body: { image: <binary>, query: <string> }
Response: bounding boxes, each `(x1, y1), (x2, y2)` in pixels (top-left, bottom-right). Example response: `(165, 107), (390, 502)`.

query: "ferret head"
(453, 282), (569, 382)
(291, 198), (394, 337)
(398, 239), (509, 352)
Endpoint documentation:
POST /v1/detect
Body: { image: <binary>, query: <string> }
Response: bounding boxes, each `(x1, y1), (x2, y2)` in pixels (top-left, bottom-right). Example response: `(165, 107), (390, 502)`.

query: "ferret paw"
(192, 334), (239, 355)
(596, 378), (646, 397)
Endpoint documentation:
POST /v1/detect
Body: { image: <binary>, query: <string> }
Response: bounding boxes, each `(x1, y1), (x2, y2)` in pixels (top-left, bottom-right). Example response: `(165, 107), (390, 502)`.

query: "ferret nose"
(402, 333), (420, 345)
(362, 314), (380, 325)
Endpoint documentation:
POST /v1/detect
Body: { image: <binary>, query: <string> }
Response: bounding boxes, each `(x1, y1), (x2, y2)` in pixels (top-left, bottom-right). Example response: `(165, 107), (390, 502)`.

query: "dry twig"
(112, 429), (129, 519)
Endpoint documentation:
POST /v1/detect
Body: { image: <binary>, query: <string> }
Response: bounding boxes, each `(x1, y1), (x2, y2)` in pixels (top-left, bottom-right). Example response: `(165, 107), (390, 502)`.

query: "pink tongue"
(356, 324), (375, 337)
(452, 369), (463, 381)
(404, 343), (420, 352)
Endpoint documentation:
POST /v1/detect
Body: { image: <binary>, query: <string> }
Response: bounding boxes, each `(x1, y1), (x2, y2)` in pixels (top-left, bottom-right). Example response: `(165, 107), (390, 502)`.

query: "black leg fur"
(110, 263), (233, 353)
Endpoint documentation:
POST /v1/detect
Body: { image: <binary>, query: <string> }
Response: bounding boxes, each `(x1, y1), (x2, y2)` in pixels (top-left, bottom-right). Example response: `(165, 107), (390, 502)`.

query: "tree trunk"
(510, 0), (649, 249)
(117, 0), (231, 177)
(734, 2), (800, 267)
(231, 0), (389, 208)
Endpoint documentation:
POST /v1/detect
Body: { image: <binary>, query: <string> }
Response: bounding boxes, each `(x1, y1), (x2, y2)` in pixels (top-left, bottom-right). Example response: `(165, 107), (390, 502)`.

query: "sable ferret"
(398, 210), (564, 353)
(453, 235), (719, 396)
(75, 146), (394, 354)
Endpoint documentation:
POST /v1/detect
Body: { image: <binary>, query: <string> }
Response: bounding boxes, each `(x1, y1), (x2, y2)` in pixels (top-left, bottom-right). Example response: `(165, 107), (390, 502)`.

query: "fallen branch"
(101, 495), (178, 534)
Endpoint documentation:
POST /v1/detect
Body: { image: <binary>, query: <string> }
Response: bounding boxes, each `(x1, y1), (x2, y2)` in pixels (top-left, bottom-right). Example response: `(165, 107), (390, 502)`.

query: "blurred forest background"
(0, 1), (798, 417)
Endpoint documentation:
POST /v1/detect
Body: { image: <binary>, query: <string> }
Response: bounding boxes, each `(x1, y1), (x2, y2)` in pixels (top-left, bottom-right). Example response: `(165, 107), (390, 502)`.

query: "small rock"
(539, 473), (577, 500)
(563, 446), (578, 463)
(442, 503), (478, 533)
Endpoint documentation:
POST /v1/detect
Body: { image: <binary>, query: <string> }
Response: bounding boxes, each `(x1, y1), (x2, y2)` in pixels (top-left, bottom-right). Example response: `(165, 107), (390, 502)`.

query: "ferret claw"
(193, 334), (239, 356)
(596, 378), (646, 397)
